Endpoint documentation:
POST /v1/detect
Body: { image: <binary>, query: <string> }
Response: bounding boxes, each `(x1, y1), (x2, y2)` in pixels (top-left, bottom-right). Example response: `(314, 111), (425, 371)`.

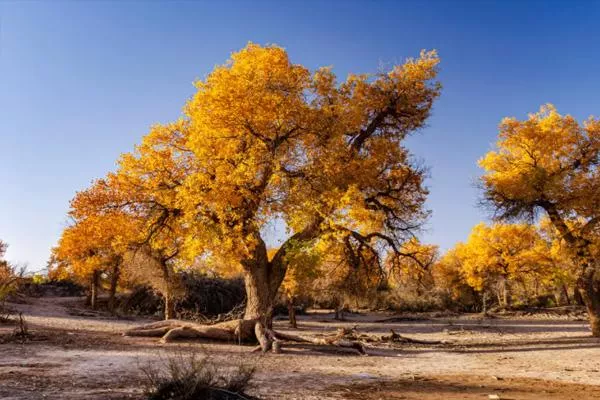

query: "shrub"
(0, 263), (22, 312)
(17, 278), (86, 298)
(142, 352), (258, 400)
(121, 273), (246, 320)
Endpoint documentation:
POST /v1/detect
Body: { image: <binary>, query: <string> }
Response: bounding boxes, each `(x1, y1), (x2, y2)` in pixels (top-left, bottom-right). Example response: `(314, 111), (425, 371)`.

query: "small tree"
(53, 213), (136, 310)
(386, 238), (438, 296)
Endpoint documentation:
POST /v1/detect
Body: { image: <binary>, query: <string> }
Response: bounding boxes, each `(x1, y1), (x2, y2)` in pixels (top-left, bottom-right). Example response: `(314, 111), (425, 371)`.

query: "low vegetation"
(142, 352), (257, 400)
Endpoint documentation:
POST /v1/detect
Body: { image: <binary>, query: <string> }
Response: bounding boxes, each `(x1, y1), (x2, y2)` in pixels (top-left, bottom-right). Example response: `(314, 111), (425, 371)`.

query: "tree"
(457, 223), (551, 308)
(312, 238), (385, 319)
(177, 43), (441, 326)
(386, 238), (438, 296)
(275, 245), (320, 328)
(433, 244), (479, 311)
(53, 212), (136, 310)
(67, 122), (193, 319)
(85, 43), (440, 351)
(480, 105), (600, 334)
(0, 240), (19, 309)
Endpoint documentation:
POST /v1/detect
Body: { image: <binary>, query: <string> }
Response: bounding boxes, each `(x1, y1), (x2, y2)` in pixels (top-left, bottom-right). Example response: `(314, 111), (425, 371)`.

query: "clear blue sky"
(1, 1), (599, 272)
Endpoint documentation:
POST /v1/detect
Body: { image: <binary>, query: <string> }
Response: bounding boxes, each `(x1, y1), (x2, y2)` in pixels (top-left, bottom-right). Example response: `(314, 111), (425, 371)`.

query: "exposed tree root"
(124, 319), (257, 344)
(124, 320), (445, 355)
(382, 329), (446, 345)
(270, 328), (367, 355)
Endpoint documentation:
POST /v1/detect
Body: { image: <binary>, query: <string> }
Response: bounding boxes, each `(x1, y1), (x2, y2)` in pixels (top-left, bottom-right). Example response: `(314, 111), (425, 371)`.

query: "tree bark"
(243, 268), (278, 326)
(90, 270), (100, 310)
(241, 234), (285, 326)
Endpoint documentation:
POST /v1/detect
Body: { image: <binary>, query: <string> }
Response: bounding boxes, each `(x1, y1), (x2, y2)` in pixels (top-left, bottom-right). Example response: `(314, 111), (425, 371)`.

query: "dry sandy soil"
(1, 296), (600, 399)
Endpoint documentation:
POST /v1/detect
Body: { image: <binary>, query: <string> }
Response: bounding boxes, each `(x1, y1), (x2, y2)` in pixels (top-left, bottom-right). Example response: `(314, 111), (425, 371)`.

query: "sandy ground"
(1, 296), (600, 399)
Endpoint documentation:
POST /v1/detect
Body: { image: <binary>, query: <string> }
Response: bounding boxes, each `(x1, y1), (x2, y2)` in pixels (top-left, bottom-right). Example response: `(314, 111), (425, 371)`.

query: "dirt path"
(1, 297), (600, 399)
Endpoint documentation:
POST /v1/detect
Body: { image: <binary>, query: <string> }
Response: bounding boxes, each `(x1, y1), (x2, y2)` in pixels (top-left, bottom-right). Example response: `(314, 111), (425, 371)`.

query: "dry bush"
(17, 278), (86, 298)
(368, 286), (481, 313)
(142, 352), (258, 400)
(121, 273), (246, 320)
(369, 289), (442, 313)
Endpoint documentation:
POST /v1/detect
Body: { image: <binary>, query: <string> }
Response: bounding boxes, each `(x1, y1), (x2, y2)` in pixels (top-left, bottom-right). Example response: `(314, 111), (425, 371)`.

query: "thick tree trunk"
(288, 296), (297, 328)
(90, 270), (100, 310)
(242, 222), (321, 325)
(241, 234), (287, 326)
(107, 264), (120, 313)
(243, 269), (277, 326)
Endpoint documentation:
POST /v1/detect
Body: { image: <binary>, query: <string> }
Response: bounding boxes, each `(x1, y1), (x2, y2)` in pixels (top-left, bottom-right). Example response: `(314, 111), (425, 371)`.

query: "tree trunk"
(482, 291), (488, 314)
(288, 296), (297, 328)
(542, 204), (600, 336)
(243, 269), (277, 326)
(503, 279), (511, 308)
(562, 284), (571, 306)
(574, 285), (585, 305)
(156, 255), (177, 320)
(164, 294), (175, 320)
(241, 234), (288, 327)
(577, 267), (600, 337)
(90, 270), (100, 310)
(242, 223), (321, 326)
(107, 264), (120, 313)
(495, 287), (503, 308)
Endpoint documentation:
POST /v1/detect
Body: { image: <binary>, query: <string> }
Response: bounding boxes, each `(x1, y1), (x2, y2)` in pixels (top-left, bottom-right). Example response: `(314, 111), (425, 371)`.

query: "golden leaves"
(56, 43), (442, 286)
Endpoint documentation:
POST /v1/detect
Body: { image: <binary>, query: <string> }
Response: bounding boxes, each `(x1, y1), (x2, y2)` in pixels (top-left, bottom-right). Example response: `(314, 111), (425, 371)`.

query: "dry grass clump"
(142, 352), (259, 400)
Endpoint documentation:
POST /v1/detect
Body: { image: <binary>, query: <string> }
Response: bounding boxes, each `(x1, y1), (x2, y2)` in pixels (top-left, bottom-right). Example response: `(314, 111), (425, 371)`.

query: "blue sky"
(1, 1), (599, 271)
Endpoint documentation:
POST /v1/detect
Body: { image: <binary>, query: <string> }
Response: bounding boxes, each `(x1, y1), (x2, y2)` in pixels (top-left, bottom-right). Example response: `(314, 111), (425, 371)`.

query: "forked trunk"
(242, 223), (320, 325)
(242, 236), (288, 327)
